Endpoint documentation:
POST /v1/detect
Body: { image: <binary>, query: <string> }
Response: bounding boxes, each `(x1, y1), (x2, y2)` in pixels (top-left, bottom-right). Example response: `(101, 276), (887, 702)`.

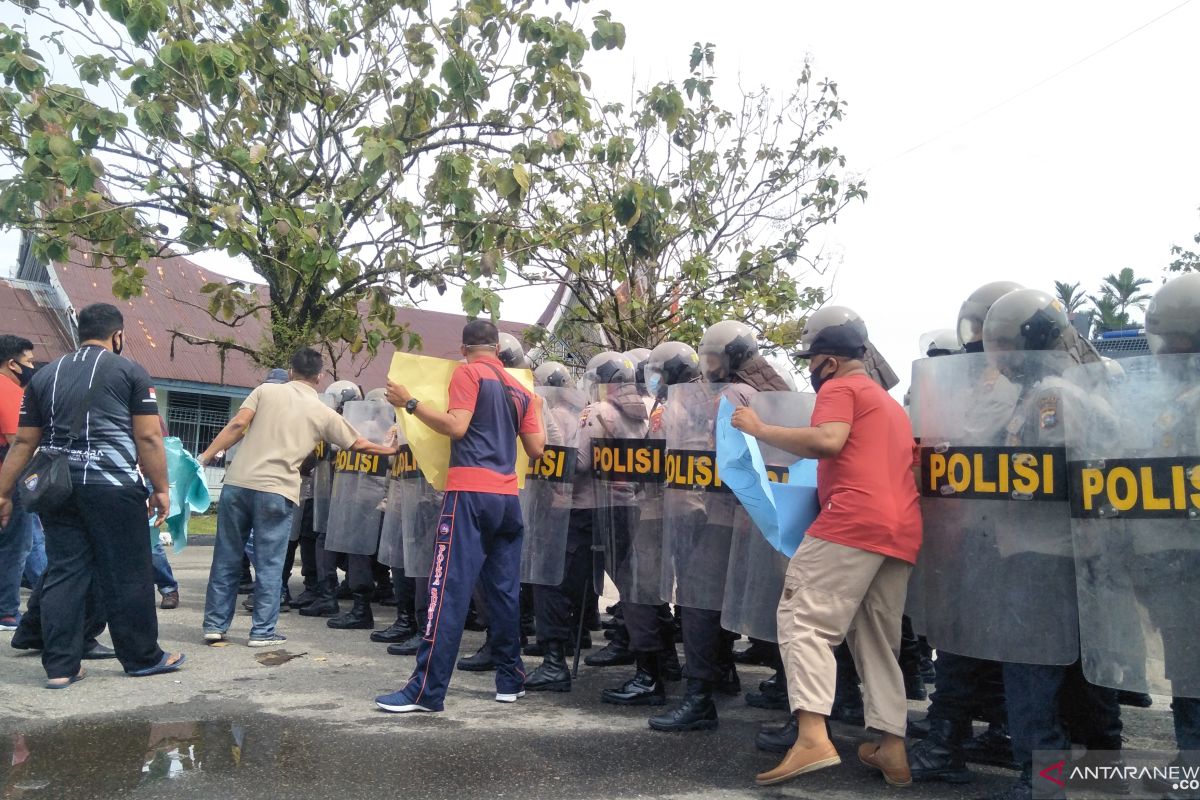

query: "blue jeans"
(150, 538), (178, 594)
(0, 498), (36, 619)
(203, 485), (295, 638)
(23, 514), (46, 587)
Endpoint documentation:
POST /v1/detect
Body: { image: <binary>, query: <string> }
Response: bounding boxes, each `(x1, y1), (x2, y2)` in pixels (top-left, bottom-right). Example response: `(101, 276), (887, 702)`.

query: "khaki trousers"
(776, 535), (912, 737)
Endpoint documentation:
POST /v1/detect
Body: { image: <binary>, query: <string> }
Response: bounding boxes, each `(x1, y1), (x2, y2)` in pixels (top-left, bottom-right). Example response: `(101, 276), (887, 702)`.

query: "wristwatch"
(405, 398), (420, 415)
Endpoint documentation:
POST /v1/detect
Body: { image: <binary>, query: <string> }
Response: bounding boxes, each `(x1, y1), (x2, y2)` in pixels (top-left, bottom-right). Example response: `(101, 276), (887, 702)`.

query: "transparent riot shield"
(520, 387), (584, 585)
(377, 428), (415, 571)
(588, 384), (655, 597)
(324, 400), (394, 556)
(721, 390), (815, 642)
(1065, 353), (1200, 696)
(912, 350), (1083, 665)
(400, 464), (444, 579)
(310, 393), (338, 534)
(622, 393), (669, 605)
(660, 383), (738, 611)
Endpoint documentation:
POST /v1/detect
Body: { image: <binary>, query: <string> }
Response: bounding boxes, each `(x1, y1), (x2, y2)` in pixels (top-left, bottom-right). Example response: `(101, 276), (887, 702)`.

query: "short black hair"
(0, 334), (34, 364)
(290, 347), (323, 380)
(77, 303), (125, 342)
(462, 319), (499, 347)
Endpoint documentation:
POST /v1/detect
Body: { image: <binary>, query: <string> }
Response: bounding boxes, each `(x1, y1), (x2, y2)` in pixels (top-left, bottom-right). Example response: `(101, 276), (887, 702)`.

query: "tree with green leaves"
(507, 44), (865, 359)
(1053, 280), (1087, 315)
(1087, 292), (1128, 335)
(1098, 267), (1153, 319)
(1169, 212), (1198, 273)
(0, 0), (624, 366)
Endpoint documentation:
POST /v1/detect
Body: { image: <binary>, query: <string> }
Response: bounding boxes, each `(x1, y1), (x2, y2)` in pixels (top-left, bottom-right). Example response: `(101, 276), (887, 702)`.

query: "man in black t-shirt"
(0, 303), (184, 687)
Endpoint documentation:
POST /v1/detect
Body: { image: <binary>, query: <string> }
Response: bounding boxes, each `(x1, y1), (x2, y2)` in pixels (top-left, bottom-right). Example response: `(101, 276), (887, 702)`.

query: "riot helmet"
(326, 379), (362, 411)
(919, 328), (960, 358)
(644, 342), (701, 398)
(364, 388), (389, 403)
(982, 289), (1069, 354)
(1145, 273), (1200, 355)
(624, 348), (652, 386)
(533, 361), (574, 388)
(698, 320), (758, 382)
(582, 351), (635, 395)
(497, 332), (527, 369)
(958, 281), (1024, 352)
(796, 306), (869, 359)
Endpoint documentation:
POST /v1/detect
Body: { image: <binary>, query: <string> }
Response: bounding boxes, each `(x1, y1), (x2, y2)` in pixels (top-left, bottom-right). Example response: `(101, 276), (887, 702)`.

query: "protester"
(0, 303), (184, 687)
(732, 308), (922, 787)
(197, 348), (395, 647)
(0, 334), (38, 630)
(375, 319), (544, 713)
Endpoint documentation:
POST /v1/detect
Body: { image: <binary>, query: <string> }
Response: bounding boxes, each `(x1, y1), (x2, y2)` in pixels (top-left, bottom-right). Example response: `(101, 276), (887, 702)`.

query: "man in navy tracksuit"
(376, 321), (545, 712)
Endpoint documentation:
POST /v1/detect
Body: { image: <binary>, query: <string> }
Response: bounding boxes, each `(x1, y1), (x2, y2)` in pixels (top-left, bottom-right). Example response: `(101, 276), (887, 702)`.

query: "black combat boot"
(602, 651), (666, 706)
(526, 640), (571, 692)
(908, 717), (973, 783)
(746, 670), (789, 711)
(734, 639), (777, 666)
(289, 577), (320, 609)
(648, 678), (718, 732)
(585, 627), (635, 667)
(387, 632), (423, 656)
(756, 715), (798, 753)
(717, 663), (741, 696)
(962, 721), (1016, 769)
(458, 640), (497, 671)
(327, 592), (374, 629)
(298, 575), (340, 617)
(279, 585), (292, 613)
(371, 606), (417, 643)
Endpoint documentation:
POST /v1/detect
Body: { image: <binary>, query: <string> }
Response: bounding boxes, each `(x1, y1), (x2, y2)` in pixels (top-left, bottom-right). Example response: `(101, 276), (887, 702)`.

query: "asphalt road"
(0, 548), (1179, 800)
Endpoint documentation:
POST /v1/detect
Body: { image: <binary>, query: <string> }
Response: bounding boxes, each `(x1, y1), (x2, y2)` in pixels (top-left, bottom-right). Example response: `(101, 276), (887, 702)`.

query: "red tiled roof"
(0, 280), (76, 364)
(46, 247), (531, 391)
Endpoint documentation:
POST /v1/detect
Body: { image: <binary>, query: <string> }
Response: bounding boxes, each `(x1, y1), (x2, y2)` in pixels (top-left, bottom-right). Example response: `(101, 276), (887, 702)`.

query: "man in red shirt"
(377, 321), (545, 713)
(732, 308), (921, 788)
(0, 335), (37, 630)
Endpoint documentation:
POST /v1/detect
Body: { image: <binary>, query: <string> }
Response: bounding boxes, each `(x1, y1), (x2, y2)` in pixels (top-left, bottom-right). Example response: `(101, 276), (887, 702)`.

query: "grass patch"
(188, 513), (218, 535)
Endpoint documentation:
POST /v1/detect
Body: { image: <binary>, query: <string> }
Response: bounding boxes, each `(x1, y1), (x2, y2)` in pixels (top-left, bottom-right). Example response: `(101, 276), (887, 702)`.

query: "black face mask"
(111, 332), (124, 356)
(10, 361), (36, 388)
(810, 358), (839, 393)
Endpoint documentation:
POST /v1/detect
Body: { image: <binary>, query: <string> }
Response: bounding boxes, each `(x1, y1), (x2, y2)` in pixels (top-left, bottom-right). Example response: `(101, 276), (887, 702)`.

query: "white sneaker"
(203, 631), (225, 642)
(495, 690), (526, 703)
(247, 633), (287, 648)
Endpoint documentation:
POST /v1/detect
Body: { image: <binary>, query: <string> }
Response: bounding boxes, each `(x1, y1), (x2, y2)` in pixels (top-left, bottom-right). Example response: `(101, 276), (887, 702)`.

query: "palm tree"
(1100, 268), (1153, 317)
(1053, 280), (1087, 315)
(1088, 293), (1129, 334)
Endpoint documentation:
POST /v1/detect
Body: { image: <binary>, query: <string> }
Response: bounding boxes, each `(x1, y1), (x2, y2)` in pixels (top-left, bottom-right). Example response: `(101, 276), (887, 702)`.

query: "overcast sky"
(5, 0), (1198, 392)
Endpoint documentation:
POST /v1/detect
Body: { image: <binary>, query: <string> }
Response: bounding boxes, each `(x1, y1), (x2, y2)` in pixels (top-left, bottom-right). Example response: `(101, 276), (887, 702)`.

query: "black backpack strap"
(480, 363), (520, 436)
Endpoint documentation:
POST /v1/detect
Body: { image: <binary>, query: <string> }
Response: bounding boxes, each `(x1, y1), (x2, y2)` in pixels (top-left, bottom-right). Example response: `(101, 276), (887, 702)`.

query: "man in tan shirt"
(198, 348), (394, 647)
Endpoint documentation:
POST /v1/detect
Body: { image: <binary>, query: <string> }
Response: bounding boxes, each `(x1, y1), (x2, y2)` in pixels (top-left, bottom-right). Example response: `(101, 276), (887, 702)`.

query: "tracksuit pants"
(389, 491), (525, 711)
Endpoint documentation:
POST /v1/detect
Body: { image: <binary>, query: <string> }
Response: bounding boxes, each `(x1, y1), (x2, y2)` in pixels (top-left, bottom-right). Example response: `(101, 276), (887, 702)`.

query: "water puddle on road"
(2, 719), (251, 797)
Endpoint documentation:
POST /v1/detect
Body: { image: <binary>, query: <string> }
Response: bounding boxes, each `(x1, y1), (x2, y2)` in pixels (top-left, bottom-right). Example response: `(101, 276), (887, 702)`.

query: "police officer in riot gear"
(957, 281), (1024, 353)
(978, 289), (1123, 800)
(600, 342), (697, 706)
(298, 381), (362, 617)
(526, 351), (642, 692)
(497, 332), (528, 369)
(533, 361), (572, 388)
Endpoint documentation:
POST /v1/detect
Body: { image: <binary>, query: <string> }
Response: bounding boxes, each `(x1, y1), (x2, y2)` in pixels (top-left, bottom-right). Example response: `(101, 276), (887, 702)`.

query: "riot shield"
(660, 382), (738, 611)
(324, 400), (394, 556)
(721, 390), (815, 642)
(310, 393), (338, 534)
(1065, 354), (1200, 696)
(400, 462), (444, 579)
(520, 387), (584, 585)
(377, 428), (415, 571)
(588, 384), (655, 598)
(912, 350), (1083, 665)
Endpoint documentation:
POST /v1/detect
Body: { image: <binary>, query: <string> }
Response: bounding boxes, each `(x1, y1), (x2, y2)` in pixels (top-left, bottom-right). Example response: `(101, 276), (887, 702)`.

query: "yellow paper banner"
(387, 352), (535, 491)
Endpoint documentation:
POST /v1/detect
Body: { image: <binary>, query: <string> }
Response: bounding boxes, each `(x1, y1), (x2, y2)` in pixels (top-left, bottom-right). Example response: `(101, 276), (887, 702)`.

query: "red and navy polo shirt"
(446, 355), (540, 495)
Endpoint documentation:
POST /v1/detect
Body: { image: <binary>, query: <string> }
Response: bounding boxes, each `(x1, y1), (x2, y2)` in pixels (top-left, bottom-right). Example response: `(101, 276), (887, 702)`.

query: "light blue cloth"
(148, 437), (211, 553)
(716, 397), (820, 557)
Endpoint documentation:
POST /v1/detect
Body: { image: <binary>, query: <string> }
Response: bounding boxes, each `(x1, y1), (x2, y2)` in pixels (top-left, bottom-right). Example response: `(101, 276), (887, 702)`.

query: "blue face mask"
(645, 374), (661, 398)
